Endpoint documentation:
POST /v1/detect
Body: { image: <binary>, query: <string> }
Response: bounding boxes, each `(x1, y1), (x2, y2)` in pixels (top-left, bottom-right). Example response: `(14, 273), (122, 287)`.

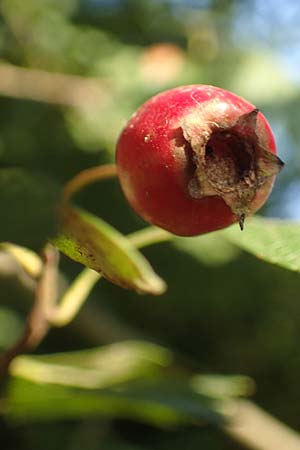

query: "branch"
(0, 61), (111, 108)
(0, 244), (59, 378)
(223, 399), (300, 450)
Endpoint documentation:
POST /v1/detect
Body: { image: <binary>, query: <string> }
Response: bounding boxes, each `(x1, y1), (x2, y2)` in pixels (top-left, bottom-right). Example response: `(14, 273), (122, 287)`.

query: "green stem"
(0, 242), (42, 278)
(129, 227), (172, 249)
(49, 268), (101, 327)
(63, 164), (118, 202)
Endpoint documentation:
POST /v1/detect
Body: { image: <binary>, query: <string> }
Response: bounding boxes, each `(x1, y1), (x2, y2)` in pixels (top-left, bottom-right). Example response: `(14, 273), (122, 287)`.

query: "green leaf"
(221, 216), (300, 272)
(53, 206), (166, 294)
(4, 341), (250, 426)
(4, 377), (223, 426)
(172, 233), (239, 266)
(10, 341), (173, 389)
(0, 168), (60, 250)
(229, 51), (296, 104)
(191, 374), (254, 399)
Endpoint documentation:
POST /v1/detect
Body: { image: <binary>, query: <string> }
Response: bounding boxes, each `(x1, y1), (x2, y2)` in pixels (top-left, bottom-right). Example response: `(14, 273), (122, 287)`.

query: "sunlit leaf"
(53, 206), (166, 294)
(191, 374), (254, 399)
(221, 216), (300, 272)
(229, 51), (296, 104)
(10, 341), (173, 389)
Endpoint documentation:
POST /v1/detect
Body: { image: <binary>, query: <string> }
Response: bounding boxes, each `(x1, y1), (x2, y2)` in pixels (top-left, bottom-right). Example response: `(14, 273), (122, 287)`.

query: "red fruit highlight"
(116, 85), (284, 236)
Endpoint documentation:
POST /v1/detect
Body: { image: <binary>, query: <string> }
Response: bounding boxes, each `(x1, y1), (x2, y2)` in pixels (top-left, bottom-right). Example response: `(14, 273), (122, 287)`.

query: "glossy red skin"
(116, 85), (277, 236)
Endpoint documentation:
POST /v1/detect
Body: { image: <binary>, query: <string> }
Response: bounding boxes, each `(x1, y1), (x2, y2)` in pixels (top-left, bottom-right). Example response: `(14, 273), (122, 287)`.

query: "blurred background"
(0, 0), (300, 449)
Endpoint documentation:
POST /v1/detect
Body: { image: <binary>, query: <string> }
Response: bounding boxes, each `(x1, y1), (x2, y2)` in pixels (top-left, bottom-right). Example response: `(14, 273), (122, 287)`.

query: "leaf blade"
(221, 216), (300, 272)
(54, 206), (166, 295)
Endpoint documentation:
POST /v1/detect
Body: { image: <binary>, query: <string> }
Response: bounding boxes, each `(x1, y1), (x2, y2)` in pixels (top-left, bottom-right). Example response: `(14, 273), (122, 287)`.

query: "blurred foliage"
(5, 341), (224, 425)
(0, 168), (59, 249)
(0, 1), (300, 449)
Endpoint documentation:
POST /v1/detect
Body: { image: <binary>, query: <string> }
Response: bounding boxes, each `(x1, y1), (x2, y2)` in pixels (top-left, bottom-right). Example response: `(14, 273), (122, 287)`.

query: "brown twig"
(0, 61), (111, 108)
(223, 399), (300, 450)
(0, 244), (59, 378)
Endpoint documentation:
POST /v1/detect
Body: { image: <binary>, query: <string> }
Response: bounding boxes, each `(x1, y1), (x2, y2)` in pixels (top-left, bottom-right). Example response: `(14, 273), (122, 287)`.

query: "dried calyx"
(182, 108), (284, 230)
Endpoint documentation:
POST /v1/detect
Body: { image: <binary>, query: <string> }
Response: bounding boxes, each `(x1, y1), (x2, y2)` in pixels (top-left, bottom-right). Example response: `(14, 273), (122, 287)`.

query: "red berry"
(116, 85), (284, 236)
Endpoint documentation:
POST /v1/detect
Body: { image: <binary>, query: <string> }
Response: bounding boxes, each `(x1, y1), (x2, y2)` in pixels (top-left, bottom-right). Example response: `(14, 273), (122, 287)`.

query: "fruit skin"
(116, 85), (283, 236)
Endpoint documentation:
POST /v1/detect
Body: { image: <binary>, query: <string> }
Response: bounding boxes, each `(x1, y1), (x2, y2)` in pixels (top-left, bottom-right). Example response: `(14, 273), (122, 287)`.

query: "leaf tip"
(136, 275), (167, 296)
